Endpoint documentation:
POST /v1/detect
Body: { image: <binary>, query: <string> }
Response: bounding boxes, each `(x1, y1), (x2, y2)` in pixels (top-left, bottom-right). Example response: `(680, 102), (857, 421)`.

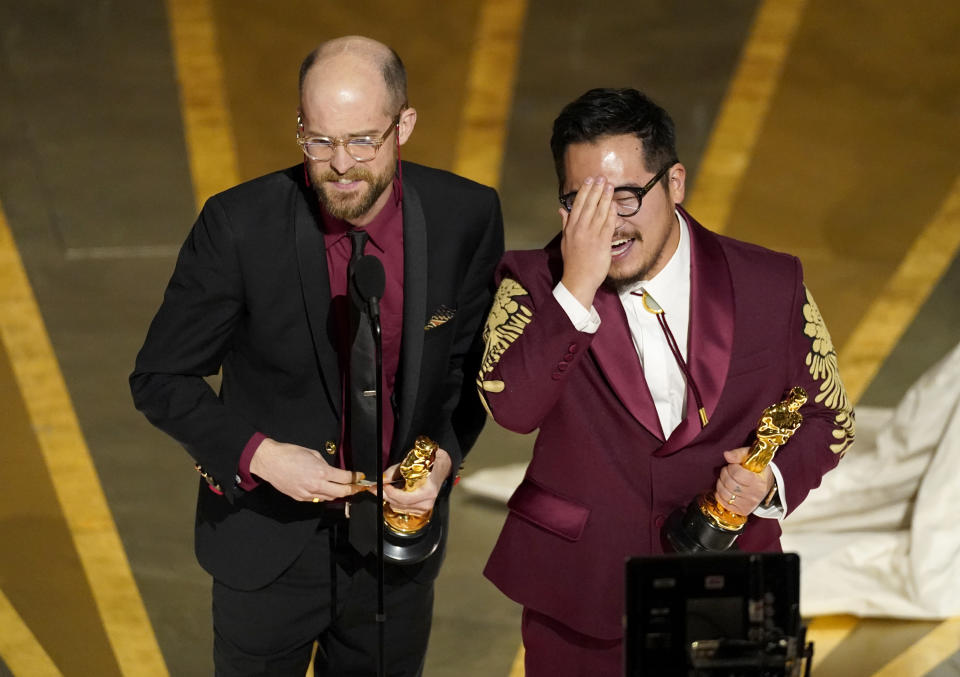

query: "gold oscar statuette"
(383, 436), (438, 536)
(666, 386), (808, 552)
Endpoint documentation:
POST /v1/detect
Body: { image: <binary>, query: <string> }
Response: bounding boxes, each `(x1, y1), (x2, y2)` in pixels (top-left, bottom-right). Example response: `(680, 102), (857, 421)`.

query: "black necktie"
(347, 229), (378, 477)
(346, 229), (379, 555)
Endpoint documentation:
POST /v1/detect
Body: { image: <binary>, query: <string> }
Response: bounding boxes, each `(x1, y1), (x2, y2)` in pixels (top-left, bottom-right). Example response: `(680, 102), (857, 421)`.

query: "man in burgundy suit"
(477, 88), (854, 675)
(131, 37), (503, 676)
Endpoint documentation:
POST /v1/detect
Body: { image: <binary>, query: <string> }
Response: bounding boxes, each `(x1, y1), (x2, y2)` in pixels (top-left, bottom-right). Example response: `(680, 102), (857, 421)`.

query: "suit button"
(568, 343), (578, 353)
(324, 441), (337, 456)
(557, 362), (568, 372)
(563, 352), (575, 361)
(551, 373), (561, 380)
(655, 514), (665, 528)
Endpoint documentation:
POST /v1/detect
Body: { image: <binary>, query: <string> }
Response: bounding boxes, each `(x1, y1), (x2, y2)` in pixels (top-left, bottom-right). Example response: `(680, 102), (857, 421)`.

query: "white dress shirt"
(618, 211), (691, 437)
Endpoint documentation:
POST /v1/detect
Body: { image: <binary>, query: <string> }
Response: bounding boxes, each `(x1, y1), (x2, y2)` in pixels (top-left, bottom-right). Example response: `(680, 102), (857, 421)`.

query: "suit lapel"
(655, 208), (734, 456)
(292, 184), (341, 416)
(393, 177), (427, 456)
(591, 286), (665, 440)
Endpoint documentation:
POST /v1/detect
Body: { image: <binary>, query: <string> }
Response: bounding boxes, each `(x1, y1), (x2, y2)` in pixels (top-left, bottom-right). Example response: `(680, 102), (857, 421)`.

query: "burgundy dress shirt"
(236, 178), (404, 489)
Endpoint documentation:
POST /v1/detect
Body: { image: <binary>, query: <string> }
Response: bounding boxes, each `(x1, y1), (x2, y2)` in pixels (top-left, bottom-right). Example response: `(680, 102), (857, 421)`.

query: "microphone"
(352, 254), (386, 319)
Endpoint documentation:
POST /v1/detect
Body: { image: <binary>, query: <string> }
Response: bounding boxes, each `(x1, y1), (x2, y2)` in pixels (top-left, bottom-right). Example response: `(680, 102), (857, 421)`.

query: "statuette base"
(665, 501), (740, 553)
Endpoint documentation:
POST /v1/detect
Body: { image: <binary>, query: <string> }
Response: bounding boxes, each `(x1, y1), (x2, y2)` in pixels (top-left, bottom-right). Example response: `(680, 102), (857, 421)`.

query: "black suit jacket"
(131, 162), (504, 589)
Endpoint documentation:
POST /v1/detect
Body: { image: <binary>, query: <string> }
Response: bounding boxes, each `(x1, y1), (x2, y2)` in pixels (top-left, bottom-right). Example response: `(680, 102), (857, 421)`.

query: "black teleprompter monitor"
(625, 552), (808, 677)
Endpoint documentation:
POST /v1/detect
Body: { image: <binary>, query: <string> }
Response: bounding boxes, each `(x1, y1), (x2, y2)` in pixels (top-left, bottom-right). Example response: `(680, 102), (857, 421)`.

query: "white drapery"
(781, 341), (960, 619)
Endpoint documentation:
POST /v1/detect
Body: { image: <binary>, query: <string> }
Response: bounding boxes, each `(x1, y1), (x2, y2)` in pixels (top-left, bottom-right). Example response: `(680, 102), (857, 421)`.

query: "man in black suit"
(131, 35), (504, 676)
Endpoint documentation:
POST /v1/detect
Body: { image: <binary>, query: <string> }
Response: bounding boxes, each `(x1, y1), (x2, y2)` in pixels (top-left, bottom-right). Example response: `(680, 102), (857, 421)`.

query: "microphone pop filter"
(353, 254), (386, 303)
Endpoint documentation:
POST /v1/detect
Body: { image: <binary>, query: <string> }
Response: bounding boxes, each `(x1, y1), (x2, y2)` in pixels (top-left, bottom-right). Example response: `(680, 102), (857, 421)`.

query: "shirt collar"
(620, 209), (690, 312)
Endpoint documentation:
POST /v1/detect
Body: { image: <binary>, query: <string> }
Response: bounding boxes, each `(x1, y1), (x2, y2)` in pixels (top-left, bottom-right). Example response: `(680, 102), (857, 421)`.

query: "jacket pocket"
(507, 478), (590, 542)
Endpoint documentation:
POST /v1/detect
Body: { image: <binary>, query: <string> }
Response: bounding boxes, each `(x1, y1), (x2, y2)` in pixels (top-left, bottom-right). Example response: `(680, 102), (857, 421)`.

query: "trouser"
(521, 607), (622, 677)
(212, 519), (434, 677)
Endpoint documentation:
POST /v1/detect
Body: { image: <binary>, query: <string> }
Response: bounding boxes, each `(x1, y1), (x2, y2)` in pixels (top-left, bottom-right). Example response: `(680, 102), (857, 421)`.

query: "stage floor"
(1, 1), (958, 675)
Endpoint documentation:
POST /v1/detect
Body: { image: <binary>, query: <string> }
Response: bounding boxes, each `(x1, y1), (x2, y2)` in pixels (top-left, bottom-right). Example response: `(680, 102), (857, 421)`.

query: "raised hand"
(559, 176), (619, 308)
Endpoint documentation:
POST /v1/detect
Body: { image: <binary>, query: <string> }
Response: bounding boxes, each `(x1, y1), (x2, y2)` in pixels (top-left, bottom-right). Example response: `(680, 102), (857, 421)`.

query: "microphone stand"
(369, 296), (385, 677)
(352, 253), (387, 677)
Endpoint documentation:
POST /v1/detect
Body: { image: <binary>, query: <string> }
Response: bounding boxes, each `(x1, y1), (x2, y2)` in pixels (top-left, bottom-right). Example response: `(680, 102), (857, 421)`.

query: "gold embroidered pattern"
(424, 305), (456, 331)
(477, 278), (533, 394)
(802, 286), (855, 454)
(194, 463), (223, 492)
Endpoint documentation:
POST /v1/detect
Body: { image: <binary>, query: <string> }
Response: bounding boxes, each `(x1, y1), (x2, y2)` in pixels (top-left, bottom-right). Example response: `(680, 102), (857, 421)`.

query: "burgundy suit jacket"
(478, 207), (853, 640)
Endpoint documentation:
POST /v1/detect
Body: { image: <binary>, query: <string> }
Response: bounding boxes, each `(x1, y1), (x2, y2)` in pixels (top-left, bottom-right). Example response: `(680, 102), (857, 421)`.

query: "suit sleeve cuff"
(553, 282), (601, 333)
(236, 432), (266, 491)
(753, 461), (786, 520)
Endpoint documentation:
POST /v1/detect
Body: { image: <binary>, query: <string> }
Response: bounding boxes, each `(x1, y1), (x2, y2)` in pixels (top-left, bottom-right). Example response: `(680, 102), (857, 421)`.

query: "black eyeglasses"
(559, 160), (677, 217)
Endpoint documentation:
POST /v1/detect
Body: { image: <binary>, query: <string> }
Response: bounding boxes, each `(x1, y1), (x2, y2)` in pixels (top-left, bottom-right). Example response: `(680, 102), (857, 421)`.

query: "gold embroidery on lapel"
(803, 286), (855, 455)
(477, 278), (533, 401)
(425, 305), (456, 331)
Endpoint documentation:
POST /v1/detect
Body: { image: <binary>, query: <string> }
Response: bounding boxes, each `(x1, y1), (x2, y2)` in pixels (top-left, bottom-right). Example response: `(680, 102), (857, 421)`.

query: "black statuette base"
(382, 514), (443, 565)
(665, 502), (740, 553)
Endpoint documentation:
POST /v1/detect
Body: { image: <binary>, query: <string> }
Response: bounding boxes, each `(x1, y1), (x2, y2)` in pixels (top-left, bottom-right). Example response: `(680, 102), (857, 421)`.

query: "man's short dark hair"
(550, 88), (678, 189)
(298, 45), (407, 114)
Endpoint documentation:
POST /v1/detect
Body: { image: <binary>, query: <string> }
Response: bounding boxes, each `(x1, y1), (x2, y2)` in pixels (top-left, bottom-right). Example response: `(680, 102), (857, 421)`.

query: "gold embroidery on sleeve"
(477, 278), (533, 401)
(802, 286), (855, 454)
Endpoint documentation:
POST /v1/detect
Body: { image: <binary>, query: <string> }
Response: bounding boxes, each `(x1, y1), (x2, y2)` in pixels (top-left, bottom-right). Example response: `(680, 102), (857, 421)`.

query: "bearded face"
(307, 147), (396, 222)
(298, 52), (411, 226)
(561, 136), (684, 289)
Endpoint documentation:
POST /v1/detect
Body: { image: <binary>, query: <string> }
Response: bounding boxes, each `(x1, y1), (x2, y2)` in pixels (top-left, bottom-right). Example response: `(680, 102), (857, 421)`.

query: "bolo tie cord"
(631, 289), (709, 428)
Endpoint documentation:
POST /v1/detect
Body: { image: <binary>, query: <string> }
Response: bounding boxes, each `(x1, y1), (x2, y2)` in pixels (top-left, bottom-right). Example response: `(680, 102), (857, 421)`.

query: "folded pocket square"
(424, 305), (456, 330)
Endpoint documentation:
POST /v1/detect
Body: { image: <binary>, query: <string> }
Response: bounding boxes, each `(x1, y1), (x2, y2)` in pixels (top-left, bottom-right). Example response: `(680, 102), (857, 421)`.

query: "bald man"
(131, 36), (504, 676)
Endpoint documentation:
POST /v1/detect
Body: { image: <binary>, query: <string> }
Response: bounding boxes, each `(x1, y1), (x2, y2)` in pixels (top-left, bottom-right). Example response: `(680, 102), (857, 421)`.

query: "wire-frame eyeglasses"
(296, 111), (402, 162)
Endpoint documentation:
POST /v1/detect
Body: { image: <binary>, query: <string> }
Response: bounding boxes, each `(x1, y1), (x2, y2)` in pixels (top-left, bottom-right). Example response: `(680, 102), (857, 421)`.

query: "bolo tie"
(630, 288), (709, 428)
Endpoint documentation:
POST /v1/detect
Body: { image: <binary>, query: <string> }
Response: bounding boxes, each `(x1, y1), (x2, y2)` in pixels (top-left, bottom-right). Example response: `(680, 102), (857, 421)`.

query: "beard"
(607, 233), (652, 292)
(607, 217), (679, 291)
(309, 160), (395, 222)
(609, 268), (648, 292)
